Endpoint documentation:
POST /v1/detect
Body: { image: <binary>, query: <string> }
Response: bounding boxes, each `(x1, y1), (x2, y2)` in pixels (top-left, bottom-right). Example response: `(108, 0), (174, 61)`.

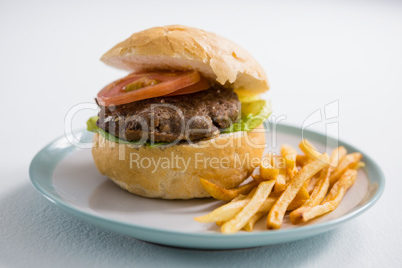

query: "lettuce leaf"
(221, 99), (272, 133)
(86, 99), (271, 145)
(87, 116), (134, 144)
(86, 116), (168, 147)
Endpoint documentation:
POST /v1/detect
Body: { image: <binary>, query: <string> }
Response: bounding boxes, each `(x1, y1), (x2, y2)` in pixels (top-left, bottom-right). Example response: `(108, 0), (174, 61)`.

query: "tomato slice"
(165, 77), (210, 97)
(97, 71), (202, 106)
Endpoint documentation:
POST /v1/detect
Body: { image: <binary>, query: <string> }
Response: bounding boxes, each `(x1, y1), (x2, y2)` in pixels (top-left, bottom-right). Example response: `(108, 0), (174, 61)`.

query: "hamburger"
(87, 25), (271, 199)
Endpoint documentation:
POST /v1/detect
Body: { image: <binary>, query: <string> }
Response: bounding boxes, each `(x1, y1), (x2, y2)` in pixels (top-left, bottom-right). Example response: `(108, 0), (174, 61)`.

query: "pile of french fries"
(194, 140), (364, 234)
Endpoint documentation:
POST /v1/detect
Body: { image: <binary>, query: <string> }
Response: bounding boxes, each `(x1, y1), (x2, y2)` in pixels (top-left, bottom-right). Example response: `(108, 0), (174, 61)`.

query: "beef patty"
(96, 87), (240, 143)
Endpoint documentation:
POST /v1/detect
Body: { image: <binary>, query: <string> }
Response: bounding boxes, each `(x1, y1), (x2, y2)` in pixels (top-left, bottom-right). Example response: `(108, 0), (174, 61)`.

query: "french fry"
(251, 167), (264, 183)
(289, 146), (347, 221)
(273, 168), (287, 194)
(281, 145), (298, 179)
(199, 178), (258, 201)
(195, 191), (255, 223)
(231, 194), (247, 202)
(287, 185), (309, 211)
(260, 168), (279, 181)
(299, 139), (321, 160)
(296, 154), (313, 167)
(285, 156), (297, 178)
(271, 154), (286, 169)
(307, 175), (320, 193)
(260, 153), (281, 181)
(243, 197), (276, 231)
(303, 179), (310, 193)
(260, 163), (279, 181)
(221, 180), (275, 234)
(267, 153), (329, 229)
(195, 199), (249, 223)
(305, 146), (347, 207)
(251, 174), (264, 184)
(195, 140), (364, 234)
(265, 154), (287, 193)
(329, 153), (362, 185)
(353, 161), (365, 170)
(327, 169), (358, 198)
(290, 169), (357, 224)
(281, 144), (297, 159)
(243, 212), (265, 232)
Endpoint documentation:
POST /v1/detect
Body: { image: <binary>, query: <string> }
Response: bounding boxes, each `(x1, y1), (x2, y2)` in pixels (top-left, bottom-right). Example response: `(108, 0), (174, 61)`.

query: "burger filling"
(87, 71), (271, 146)
(96, 87), (240, 143)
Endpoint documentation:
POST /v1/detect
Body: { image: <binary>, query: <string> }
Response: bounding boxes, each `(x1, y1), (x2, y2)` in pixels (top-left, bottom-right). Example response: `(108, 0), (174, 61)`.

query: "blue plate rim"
(29, 123), (385, 249)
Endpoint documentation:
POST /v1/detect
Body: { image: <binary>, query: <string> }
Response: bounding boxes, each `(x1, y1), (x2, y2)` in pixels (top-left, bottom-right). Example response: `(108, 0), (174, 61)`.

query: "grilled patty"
(96, 87), (240, 143)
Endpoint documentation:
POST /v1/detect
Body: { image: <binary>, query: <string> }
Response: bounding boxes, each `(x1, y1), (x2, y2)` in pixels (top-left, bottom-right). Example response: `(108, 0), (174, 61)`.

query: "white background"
(1, 0), (401, 267)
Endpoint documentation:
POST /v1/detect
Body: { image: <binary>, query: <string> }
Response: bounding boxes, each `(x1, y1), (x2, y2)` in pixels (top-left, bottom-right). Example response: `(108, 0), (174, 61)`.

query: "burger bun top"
(100, 25), (269, 95)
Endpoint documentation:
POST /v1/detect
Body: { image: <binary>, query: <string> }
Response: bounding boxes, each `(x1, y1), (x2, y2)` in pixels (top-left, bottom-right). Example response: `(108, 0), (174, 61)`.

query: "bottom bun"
(91, 125), (266, 199)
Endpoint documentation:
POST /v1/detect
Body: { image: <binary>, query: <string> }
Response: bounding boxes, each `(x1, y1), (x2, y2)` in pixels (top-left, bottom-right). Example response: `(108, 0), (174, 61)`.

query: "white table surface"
(1, 0), (401, 267)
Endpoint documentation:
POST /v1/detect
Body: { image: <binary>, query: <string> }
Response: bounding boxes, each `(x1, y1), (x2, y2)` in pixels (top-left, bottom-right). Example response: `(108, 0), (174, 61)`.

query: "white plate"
(29, 124), (384, 249)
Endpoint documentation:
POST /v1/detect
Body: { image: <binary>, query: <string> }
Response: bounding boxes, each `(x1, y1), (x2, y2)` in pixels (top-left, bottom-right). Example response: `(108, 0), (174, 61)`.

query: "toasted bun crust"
(101, 25), (269, 94)
(92, 126), (266, 199)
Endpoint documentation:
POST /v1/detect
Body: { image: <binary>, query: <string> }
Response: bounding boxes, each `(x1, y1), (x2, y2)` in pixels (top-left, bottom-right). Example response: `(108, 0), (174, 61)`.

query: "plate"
(29, 124), (384, 249)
